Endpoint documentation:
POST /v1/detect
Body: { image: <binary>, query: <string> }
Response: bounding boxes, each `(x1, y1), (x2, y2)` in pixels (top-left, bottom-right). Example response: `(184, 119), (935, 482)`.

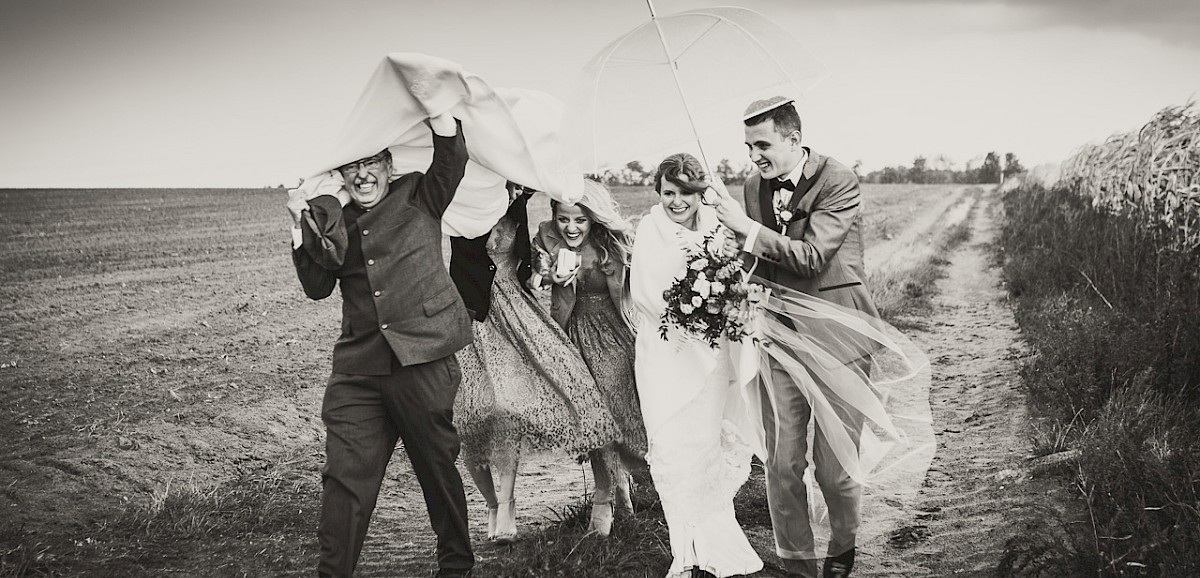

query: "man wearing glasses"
(288, 112), (475, 578)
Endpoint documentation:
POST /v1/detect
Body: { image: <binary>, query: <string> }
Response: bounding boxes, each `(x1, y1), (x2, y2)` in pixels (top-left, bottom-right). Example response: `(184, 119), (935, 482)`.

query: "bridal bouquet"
(659, 231), (765, 348)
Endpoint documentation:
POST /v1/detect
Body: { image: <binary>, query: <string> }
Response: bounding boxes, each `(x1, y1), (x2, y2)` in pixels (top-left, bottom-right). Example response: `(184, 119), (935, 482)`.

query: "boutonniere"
(773, 199), (808, 231)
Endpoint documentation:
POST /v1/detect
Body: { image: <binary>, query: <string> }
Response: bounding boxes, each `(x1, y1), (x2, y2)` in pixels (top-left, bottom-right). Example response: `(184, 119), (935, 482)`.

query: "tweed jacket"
(741, 148), (878, 317)
(293, 127), (473, 374)
(532, 220), (635, 331)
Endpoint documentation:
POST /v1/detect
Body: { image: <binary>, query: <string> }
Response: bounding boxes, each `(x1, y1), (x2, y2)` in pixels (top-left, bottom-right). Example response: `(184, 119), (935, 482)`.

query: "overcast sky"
(1, 0), (1197, 188)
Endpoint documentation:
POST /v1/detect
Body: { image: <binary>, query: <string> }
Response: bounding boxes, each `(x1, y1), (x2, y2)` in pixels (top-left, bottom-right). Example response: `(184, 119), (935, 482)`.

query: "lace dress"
(563, 248), (647, 462)
(454, 217), (619, 471)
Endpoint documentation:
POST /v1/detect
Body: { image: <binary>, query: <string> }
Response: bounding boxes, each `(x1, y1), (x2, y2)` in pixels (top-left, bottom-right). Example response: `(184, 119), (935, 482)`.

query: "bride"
(630, 153), (763, 578)
(630, 151), (934, 578)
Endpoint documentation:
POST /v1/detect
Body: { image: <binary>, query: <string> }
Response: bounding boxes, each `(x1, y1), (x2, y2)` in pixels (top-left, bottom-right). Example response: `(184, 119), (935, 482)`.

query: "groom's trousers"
(759, 356), (867, 577)
(317, 355), (473, 577)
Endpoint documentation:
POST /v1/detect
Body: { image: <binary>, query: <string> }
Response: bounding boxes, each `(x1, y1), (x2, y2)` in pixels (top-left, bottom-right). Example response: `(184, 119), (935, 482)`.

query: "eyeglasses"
(338, 155), (387, 175)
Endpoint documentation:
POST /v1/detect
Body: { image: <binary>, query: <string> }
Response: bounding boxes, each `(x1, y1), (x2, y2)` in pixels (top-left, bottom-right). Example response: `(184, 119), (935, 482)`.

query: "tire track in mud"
(865, 185), (972, 273)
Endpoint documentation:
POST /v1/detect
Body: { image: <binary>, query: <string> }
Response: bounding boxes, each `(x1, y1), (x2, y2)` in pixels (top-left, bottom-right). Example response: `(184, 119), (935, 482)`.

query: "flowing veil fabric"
(742, 285), (934, 483)
(295, 53), (583, 238)
(730, 265), (935, 559)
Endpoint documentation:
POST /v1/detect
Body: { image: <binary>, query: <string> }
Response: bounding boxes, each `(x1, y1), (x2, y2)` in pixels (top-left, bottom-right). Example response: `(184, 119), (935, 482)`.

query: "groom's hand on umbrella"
(721, 228), (742, 258)
(708, 178), (754, 237)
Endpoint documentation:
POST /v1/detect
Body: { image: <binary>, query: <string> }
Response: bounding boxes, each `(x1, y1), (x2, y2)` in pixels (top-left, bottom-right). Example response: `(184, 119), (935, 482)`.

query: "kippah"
(743, 96), (795, 121)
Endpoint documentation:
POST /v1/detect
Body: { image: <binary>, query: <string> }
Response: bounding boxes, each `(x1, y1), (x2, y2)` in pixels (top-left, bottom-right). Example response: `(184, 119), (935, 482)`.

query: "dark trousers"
(317, 356), (473, 577)
(760, 356), (870, 578)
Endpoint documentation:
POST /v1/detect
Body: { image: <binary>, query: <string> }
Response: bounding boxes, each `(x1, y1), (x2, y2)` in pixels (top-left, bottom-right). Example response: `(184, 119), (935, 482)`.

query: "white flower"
(746, 284), (769, 304)
(692, 278), (711, 297)
(690, 257), (709, 271)
(691, 295), (703, 307)
(710, 281), (725, 294)
(680, 303), (695, 315)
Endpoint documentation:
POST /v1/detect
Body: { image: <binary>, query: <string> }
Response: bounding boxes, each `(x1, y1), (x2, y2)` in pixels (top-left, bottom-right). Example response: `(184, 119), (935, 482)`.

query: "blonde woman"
(532, 179), (646, 536)
(452, 184), (620, 545)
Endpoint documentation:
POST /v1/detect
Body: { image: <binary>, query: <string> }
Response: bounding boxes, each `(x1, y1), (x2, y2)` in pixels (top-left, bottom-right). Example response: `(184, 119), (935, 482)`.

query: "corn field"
(1060, 101), (1200, 250)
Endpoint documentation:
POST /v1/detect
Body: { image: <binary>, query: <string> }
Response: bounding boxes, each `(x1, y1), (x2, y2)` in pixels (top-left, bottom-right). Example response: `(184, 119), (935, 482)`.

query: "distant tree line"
(589, 152), (1027, 188)
(860, 152), (1025, 185)
(591, 159), (757, 187)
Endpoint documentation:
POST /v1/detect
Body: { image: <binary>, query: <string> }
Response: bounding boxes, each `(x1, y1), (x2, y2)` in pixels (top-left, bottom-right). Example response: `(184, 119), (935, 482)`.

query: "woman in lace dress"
(453, 186), (619, 544)
(629, 154), (763, 577)
(532, 179), (646, 536)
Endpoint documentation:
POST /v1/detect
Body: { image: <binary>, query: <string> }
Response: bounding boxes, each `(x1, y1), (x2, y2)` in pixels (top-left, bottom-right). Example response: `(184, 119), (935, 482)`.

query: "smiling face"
(338, 151), (392, 209)
(554, 203), (592, 248)
(744, 118), (803, 180)
(658, 178), (700, 230)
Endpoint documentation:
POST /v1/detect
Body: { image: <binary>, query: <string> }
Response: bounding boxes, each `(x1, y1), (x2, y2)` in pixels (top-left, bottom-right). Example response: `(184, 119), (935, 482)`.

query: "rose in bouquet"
(659, 230), (763, 348)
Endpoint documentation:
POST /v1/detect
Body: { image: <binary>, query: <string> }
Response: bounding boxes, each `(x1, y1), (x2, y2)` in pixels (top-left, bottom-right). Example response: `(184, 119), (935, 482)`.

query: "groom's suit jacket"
(293, 126), (473, 375)
(740, 148), (878, 318)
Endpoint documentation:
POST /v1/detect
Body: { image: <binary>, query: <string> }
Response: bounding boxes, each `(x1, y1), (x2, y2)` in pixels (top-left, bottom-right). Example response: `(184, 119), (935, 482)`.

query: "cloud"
(820, 0), (1200, 49)
(1017, 0), (1200, 48)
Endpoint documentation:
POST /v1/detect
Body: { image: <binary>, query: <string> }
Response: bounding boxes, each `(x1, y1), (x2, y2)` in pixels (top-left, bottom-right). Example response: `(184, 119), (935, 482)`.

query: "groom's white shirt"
(741, 148), (809, 252)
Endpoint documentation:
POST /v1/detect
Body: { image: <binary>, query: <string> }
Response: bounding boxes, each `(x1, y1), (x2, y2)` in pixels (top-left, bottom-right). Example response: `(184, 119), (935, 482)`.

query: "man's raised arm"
(412, 113), (467, 218)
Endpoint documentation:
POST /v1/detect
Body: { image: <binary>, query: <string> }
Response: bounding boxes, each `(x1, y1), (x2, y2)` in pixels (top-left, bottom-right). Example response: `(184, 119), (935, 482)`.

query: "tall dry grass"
(1060, 101), (1200, 250)
(997, 181), (1200, 576)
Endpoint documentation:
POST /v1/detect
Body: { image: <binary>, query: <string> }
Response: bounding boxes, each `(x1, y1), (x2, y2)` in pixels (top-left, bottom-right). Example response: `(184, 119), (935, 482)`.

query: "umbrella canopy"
(562, 6), (827, 174)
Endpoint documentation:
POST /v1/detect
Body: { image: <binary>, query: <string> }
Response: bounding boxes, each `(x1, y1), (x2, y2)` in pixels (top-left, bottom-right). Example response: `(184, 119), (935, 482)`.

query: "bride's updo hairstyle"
(550, 179), (635, 274)
(654, 153), (709, 195)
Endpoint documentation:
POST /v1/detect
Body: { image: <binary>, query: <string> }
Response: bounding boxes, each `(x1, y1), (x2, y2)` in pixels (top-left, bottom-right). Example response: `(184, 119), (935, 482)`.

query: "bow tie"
(769, 178), (796, 193)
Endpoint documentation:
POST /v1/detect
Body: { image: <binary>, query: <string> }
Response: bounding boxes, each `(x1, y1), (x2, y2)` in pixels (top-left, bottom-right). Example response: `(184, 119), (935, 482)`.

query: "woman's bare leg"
(494, 453), (520, 544)
(588, 448), (615, 536)
(465, 462), (498, 540)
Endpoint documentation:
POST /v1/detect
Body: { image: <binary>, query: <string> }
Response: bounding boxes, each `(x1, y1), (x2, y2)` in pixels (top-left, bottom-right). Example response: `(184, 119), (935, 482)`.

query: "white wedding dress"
(630, 204), (764, 578)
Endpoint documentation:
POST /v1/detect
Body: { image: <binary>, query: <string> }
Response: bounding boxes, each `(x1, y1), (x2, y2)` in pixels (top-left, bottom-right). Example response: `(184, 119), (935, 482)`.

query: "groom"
(713, 96), (877, 578)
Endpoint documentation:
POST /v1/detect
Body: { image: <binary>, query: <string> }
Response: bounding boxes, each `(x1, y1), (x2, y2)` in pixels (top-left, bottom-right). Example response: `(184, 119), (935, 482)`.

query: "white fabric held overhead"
(302, 53), (583, 238)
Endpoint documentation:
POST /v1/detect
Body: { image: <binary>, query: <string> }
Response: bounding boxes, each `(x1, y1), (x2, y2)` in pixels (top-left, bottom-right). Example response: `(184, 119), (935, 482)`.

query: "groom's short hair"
(744, 100), (802, 138)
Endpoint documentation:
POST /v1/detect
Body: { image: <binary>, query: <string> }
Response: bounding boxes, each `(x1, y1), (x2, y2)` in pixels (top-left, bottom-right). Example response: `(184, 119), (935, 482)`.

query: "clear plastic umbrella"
(562, 4), (828, 175)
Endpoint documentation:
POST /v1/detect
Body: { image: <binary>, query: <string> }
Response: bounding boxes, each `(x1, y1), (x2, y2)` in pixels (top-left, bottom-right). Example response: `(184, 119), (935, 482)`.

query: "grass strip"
(995, 183), (1200, 576)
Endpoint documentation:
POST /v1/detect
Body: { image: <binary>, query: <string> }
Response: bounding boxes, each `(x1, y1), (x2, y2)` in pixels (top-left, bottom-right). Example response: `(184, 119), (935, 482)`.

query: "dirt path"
(854, 189), (1076, 576)
(353, 450), (592, 577)
(864, 184), (971, 273)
